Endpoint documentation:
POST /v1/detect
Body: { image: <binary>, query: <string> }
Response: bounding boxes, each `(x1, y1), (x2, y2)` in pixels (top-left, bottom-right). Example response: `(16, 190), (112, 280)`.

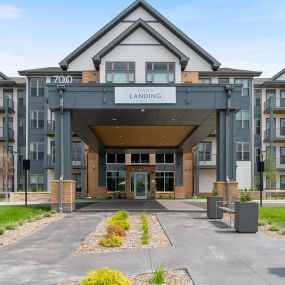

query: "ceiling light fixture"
(112, 118), (117, 121)
(141, 109), (145, 112)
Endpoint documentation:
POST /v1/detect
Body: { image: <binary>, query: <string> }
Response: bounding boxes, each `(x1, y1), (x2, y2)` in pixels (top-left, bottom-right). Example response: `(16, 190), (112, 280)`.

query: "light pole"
(257, 149), (265, 207)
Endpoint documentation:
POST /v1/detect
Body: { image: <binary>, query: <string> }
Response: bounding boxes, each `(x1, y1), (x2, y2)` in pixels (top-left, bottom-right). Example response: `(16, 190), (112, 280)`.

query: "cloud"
(0, 4), (24, 20)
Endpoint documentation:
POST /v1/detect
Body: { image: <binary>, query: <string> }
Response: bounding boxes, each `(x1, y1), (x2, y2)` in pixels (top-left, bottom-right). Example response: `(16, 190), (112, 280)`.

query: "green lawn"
(259, 207), (285, 229)
(0, 206), (50, 230)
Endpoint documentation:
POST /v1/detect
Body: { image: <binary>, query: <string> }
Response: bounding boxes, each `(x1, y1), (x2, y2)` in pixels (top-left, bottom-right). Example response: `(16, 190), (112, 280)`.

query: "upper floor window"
(30, 110), (44, 128)
(106, 153), (125, 164)
(236, 110), (250, 128)
(18, 118), (25, 134)
(30, 78), (45, 97)
(218, 78), (230, 84)
(236, 142), (250, 161)
(156, 154), (174, 164)
(266, 89), (276, 101)
(197, 142), (212, 161)
(3, 89), (13, 100)
(106, 62), (135, 83)
(146, 62), (175, 84)
(254, 89), (261, 106)
(30, 174), (44, 192)
(72, 141), (82, 162)
(234, 79), (250, 96)
(198, 78), (211, 84)
(131, 153), (149, 164)
(30, 142), (44, 160)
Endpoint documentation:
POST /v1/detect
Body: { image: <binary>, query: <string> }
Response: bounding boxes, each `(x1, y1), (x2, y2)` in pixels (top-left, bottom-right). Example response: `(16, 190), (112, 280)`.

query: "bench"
(216, 202), (235, 227)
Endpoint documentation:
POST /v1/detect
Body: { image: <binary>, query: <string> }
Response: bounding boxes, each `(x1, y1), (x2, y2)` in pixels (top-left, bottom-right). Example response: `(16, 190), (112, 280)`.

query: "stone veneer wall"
(9, 192), (50, 202)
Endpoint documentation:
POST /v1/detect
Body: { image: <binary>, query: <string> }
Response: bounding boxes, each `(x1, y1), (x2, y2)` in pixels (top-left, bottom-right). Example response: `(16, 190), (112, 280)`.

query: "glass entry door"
(134, 173), (147, 199)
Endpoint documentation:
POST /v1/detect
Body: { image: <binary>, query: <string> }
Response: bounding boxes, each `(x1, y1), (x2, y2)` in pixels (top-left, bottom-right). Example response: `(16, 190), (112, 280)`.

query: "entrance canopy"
(48, 84), (242, 153)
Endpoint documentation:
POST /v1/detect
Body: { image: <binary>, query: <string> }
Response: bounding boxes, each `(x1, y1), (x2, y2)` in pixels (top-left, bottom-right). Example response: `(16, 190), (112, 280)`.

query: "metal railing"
(0, 97), (14, 110)
(264, 128), (285, 140)
(46, 120), (55, 132)
(46, 154), (82, 167)
(0, 127), (14, 140)
(264, 98), (285, 111)
(196, 154), (216, 167)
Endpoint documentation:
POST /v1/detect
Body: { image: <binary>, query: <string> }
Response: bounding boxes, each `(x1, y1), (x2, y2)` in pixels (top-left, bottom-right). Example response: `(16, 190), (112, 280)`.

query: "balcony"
(45, 154), (84, 168)
(0, 127), (14, 142)
(196, 154), (216, 168)
(0, 97), (14, 112)
(264, 128), (285, 142)
(264, 98), (285, 114)
(45, 120), (55, 135)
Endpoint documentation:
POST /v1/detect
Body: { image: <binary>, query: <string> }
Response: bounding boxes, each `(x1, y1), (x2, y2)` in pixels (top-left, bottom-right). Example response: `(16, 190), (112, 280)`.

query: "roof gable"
(93, 19), (189, 70)
(0, 72), (9, 80)
(271, 68), (285, 81)
(59, 0), (220, 71)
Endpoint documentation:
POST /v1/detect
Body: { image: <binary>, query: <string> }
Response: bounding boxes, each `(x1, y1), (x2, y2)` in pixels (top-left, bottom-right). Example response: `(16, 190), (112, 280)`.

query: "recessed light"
(113, 118), (117, 121)
(162, 135), (166, 138)
(171, 118), (176, 121)
(141, 109), (145, 112)
(166, 126), (170, 129)
(121, 142), (125, 145)
(119, 136), (123, 138)
(116, 126), (120, 129)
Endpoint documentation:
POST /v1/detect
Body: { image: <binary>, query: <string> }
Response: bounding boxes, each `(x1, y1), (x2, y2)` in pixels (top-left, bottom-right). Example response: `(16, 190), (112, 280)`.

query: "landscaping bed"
(0, 206), (65, 246)
(76, 211), (170, 255)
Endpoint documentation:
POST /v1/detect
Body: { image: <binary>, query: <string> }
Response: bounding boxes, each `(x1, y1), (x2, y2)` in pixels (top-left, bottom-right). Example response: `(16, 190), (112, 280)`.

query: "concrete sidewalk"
(0, 211), (284, 284)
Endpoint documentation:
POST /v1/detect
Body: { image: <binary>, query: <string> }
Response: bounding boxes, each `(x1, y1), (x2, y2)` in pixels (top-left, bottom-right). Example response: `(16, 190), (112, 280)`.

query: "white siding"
(123, 7), (157, 21)
(68, 22), (132, 71)
(236, 161), (252, 189)
(149, 22), (212, 71)
(275, 72), (285, 81)
(100, 45), (181, 83)
(121, 28), (160, 45)
(199, 169), (216, 193)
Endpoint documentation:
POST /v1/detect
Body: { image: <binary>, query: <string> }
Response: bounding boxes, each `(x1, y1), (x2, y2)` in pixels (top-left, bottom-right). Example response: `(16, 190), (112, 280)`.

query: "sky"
(0, 0), (284, 78)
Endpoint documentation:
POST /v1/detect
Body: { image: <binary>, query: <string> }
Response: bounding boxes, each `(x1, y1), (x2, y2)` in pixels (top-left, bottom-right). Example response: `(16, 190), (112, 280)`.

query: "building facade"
(2, 0), (283, 199)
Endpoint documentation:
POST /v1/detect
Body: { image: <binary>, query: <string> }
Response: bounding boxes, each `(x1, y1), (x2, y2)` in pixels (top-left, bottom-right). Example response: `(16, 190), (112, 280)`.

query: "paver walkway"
(0, 211), (284, 285)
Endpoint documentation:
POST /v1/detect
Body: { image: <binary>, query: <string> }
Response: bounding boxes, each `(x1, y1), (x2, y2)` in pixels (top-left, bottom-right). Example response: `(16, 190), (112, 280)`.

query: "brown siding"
(181, 72), (199, 83)
(82, 71), (100, 83)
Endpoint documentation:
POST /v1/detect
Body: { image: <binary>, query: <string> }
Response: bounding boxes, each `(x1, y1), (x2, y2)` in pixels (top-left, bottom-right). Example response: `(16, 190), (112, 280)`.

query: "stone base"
(213, 181), (239, 202)
(50, 180), (76, 213)
(9, 192), (50, 202)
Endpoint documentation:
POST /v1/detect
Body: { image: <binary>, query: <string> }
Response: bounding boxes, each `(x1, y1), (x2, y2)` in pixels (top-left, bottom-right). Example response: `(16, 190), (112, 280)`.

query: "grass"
(150, 266), (165, 285)
(141, 212), (150, 245)
(0, 206), (50, 233)
(259, 207), (285, 229)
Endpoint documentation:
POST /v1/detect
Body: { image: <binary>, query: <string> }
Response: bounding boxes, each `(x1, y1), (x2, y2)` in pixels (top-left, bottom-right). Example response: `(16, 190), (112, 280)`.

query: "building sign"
(115, 87), (176, 104)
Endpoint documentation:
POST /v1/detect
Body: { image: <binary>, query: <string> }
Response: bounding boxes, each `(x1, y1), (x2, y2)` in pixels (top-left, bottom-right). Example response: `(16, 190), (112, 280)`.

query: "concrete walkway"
(0, 211), (284, 284)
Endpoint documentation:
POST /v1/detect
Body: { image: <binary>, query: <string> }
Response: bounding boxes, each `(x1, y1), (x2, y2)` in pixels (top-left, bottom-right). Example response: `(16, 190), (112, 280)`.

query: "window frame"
(106, 171), (126, 192)
(145, 62), (175, 84)
(30, 174), (45, 192)
(234, 78), (250, 97)
(30, 109), (44, 129)
(198, 78), (211, 84)
(155, 153), (174, 164)
(131, 153), (149, 164)
(105, 61), (135, 84)
(236, 110), (250, 129)
(197, 142), (212, 161)
(236, 142), (250, 161)
(155, 171), (174, 192)
(106, 153), (125, 164)
(30, 78), (46, 97)
(30, 142), (44, 160)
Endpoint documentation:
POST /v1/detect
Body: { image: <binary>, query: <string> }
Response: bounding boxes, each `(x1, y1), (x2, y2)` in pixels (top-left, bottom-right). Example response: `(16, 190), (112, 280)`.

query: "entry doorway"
(134, 172), (148, 199)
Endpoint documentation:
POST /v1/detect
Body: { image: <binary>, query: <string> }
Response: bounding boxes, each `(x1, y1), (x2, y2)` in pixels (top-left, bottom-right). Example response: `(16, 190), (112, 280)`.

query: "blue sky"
(0, 0), (284, 77)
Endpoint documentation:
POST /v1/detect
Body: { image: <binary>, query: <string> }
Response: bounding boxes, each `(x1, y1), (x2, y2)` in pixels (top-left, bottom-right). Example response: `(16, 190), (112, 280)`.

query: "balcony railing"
(264, 98), (285, 112)
(264, 128), (285, 140)
(46, 154), (82, 167)
(0, 97), (14, 111)
(0, 127), (14, 140)
(46, 120), (55, 133)
(196, 154), (216, 167)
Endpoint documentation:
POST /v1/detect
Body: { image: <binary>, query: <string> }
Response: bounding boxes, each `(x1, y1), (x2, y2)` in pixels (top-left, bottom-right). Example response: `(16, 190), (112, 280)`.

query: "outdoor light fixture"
(112, 118), (117, 121)
(172, 118), (176, 121)
(141, 109), (145, 112)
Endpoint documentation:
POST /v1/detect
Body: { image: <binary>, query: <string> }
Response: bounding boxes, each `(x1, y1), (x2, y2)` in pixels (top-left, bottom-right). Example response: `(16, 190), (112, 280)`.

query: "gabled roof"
(199, 67), (262, 77)
(0, 71), (25, 87)
(18, 67), (82, 76)
(0, 72), (9, 80)
(271, 68), (285, 81)
(93, 19), (189, 70)
(59, 0), (220, 71)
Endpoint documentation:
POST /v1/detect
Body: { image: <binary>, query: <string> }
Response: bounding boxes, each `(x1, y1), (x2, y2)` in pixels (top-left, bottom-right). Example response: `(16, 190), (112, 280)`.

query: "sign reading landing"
(115, 87), (176, 104)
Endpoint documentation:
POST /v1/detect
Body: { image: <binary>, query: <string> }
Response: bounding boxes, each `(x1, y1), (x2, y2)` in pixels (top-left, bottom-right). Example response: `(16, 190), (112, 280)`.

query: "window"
(18, 146), (25, 162)
(18, 118), (25, 134)
(255, 119), (260, 135)
(30, 78), (45, 96)
(197, 142), (212, 161)
(280, 147), (285, 164)
(30, 174), (44, 192)
(265, 118), (276, 138)
(106, 62), (135, 83)
(280, 176), (285, 190)
(236, 110), (250, 128)
(280, 90), (285, 107)
(30, 110), (44, 128)
(280, 118), (285, 136)
(18, 176), (25, 191)
(254, 89), (261, 106)
(156, 172), (174, 192)
(146, 62), (175, 84)
(17, 89), (25, 106)
(131, 153), (149, 164)
(3, 117), (13, 129)
(30, 142), (44, 160)
(106, 153), (125, 164)
(218, 78), (230, 84)
(234, 79), (250, 96)
(72, 142), (81, 164)
(236, 142), (250, 161)
(107, 172), (126, 192)
(156, 154), (174, 164)
(266, 146), (276, 161)
(3, 89), (13, 100)
(72, 173), (82, 192)
(50, 141), (55, 164)
(198, 78), (211, 84)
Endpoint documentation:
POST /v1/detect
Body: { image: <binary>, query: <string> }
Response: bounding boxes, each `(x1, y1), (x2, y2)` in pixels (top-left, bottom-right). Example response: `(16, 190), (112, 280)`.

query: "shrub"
(240, 191), (252, 202)
(270, 224), (280, 231)
(109, 219), (130, 230)
(0, 228), (5, 235)
(18, 220), (24, 226)
(43, 212), (52, 218)
(281, 230), (285, 236)
(35, 216), (41, 220)
(258, 219), (267, 226)
(80, 267), (131, 285)
(212, 188), (220, 196)
(108, 224), (126, 237)
(150, 266), (165, 285)
(111, 211), (129, 221)
(50, 209), (57, 214)
(6, 223), (18, 230)
(99, 234), (123, 248)
(141, 212), (150, 245)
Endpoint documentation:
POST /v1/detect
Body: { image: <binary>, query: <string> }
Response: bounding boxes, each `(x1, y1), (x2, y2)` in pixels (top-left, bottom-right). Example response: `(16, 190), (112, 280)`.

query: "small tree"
(264, 154), (277, 190)
(1, 151), (14, 198)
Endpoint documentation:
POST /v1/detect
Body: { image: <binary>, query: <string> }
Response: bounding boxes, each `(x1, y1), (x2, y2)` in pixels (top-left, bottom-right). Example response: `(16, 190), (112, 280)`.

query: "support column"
(175, 151), (185, 198)
(215, 110), (239, 201)
(98, 151), (106, 187)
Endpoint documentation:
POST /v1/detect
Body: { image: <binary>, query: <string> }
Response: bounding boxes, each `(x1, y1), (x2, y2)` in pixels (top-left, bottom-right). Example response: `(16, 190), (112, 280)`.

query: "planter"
(207, 196), (223, 219)
(234, 201), (258, 233)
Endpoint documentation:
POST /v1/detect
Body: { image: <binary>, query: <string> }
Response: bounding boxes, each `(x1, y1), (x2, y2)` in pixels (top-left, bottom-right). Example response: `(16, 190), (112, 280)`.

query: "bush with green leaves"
(80, 267), (131, 285)
(212, 188), (220, 196)
(6, 223), (18, 230)
(0, 228), (4, 235)
(99, 234), (123, 248)
(109, 218), (130, 230)
(141, 212), (150, 245)
(50, 209), (57, 214)
(150, 266), (165, 285)
(270, 224), (280, 231)
(111, 211), (129, 221)
(107, 224), (126, 237)
(240, 191), (252, 202)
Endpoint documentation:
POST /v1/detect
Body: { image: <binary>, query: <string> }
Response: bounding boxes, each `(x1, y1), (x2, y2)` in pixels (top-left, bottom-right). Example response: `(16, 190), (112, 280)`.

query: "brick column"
(213, 181), (239, 201)
(50, 180), (76, 212)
